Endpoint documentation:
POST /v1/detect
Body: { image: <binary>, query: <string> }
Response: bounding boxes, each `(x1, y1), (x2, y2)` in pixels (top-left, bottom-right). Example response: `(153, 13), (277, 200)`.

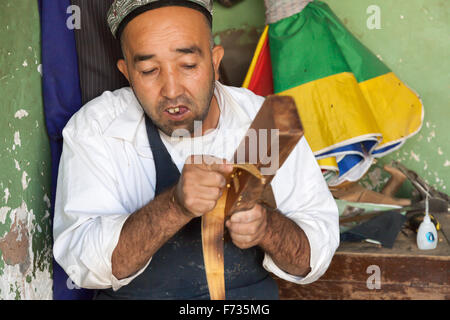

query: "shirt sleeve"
(262, 137), (340, 284)
(53, 121), (152, 291)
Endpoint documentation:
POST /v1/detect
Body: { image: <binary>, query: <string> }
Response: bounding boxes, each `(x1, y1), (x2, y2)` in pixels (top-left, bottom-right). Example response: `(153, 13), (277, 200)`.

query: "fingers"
(185, 198), (218, 215)
(187, 155), (233, 176)
(226, 212), (264, 236)
(190, 185), (223, 201)
(205, 161), (234, 176)
(229, 208), (263, 224)
(226, 205), (268, 249)
(226, 221), (266, 249)
(226, 219), (264, 237)
(183, 169), (227, 189)
(176, 155), (232, 217)
(176, 180), (223, 216)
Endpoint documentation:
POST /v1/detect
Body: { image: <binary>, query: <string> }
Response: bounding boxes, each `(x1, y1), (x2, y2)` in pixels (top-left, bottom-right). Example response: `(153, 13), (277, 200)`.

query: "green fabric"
(269, 1), (390, 93)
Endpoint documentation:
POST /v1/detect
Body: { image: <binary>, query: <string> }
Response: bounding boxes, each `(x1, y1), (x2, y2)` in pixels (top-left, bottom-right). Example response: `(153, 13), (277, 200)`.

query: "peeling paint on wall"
(0, 207), (11, 224)
(21, 171), (30, 190)
(14, 109), (29, 119)
(3, 188), (11, 204)
(0, 0), (53, 299)
(0, 202), (31, 274)
(13, 131), (21, 148)
(0, 202), (52, 299)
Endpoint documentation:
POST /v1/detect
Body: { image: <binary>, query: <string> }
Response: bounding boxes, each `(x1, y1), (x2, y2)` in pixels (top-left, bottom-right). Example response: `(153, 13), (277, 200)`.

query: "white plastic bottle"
(416, 196), (438, 250)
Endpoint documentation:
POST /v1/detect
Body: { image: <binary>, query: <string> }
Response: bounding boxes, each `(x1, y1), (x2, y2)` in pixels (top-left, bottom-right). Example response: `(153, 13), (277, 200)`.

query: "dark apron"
(95, 115), (279, 300)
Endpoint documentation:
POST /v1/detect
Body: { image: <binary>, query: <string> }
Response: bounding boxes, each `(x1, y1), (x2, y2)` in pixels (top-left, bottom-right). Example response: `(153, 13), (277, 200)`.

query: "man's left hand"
(225, 204), (268, 249)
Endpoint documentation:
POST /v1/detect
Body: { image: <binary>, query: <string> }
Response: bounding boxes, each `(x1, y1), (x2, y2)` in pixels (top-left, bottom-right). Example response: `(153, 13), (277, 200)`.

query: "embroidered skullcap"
(107, 0), (213, 39)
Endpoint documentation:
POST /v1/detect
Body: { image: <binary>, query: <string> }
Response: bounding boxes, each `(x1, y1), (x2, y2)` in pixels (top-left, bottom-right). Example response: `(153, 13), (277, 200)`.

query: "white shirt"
(53, 81), (339, 291)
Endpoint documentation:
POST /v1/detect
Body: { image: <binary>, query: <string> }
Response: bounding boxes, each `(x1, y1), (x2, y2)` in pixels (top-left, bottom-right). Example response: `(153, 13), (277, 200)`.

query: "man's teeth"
(167, 107), (180, 114)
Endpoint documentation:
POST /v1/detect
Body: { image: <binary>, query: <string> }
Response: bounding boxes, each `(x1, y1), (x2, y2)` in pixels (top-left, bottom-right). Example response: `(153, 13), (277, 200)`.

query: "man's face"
(118, 6), (224, 136)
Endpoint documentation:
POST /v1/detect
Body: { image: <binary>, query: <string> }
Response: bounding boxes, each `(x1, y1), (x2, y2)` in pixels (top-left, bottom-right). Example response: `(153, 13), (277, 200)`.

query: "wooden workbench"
(274, 213), (450, 300)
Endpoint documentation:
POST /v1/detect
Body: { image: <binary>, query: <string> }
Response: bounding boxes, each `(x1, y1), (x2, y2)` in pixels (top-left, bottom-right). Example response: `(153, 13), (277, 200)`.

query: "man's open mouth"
(164, 105), (190, 120)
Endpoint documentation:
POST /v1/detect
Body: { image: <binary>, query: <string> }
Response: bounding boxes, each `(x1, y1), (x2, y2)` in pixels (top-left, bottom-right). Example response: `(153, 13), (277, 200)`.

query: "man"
(53, 0), (339, 300)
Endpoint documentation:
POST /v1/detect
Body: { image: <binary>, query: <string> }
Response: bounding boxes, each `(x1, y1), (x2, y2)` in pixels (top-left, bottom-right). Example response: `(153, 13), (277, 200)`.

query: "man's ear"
(212, 45), (225, 81)
(117, 59), (130, 82)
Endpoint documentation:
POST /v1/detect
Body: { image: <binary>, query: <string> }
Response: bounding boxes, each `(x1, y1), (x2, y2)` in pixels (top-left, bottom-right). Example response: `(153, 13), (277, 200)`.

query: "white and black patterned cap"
(107, 0), (213, 39)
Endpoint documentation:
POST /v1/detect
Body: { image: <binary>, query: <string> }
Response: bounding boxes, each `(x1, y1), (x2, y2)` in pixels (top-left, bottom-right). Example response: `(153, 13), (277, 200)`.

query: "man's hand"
(225, 204), (268, 249)
(174, 155), (233, 218)
(226, 205), (312, 277)
(112, 155), (232, 279)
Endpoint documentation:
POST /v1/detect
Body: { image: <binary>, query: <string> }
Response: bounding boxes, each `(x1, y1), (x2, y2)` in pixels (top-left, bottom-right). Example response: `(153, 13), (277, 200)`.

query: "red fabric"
(247, 36), (274, 96)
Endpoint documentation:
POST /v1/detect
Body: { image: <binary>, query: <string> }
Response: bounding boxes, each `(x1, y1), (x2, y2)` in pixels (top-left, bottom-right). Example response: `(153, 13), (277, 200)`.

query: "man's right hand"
(174, 155), (233, 218)
(113, 155), (233, 279)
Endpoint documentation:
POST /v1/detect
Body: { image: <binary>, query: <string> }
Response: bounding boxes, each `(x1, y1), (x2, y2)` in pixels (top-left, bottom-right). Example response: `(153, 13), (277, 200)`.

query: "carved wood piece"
(201, 95), (304, 300)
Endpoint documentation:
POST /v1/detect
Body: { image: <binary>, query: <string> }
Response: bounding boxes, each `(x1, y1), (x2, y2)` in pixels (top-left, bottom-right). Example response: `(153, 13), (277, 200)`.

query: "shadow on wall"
(216, 27), (265, 87)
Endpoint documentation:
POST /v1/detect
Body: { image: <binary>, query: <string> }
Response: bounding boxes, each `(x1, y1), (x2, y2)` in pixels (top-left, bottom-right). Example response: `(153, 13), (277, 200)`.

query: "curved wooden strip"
(201, 187), (228, 300)
(201, 164), (275, 300)
(201, 96), (303, 300)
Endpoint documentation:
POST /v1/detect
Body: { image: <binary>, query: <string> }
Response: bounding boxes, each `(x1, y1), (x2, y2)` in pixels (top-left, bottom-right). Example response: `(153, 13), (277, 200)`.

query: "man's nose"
(160, 67), (183, 100)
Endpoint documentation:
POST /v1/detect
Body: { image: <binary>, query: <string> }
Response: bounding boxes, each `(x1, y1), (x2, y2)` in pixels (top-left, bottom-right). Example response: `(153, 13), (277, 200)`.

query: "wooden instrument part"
(201, 95), (304, 300)
(225, 95), (304, 217)
(201, 188), (227, 300)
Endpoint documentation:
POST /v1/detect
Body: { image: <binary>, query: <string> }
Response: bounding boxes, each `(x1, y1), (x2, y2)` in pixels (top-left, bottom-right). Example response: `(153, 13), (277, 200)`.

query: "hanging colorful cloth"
(243, 0), (423, 187)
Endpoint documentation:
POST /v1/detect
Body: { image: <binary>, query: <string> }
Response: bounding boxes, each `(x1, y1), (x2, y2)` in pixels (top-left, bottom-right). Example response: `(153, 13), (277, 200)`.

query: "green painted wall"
(212, 0), (450, 195)
(0, 1), (53, 299)
(213, 0), (266, 34)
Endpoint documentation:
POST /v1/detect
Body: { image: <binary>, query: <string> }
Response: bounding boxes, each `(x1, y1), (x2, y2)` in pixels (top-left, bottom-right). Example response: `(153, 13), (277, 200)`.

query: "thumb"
(202, 155), (234, 175)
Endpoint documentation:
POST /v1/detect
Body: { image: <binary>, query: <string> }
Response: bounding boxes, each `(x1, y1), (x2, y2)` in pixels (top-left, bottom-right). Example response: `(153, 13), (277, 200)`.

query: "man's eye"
(184, 64), (197, 70)
(142, 68), (157, 75)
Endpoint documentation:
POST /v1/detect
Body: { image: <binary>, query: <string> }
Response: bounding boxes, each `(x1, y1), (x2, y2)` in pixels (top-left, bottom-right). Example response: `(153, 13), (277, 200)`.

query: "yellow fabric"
(317, 157), (338, 172)
(242, 25), (269, 88)
(278, 72), (380, 153)
(277, 71), (423, 155)
(359, 72), (423, 149)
